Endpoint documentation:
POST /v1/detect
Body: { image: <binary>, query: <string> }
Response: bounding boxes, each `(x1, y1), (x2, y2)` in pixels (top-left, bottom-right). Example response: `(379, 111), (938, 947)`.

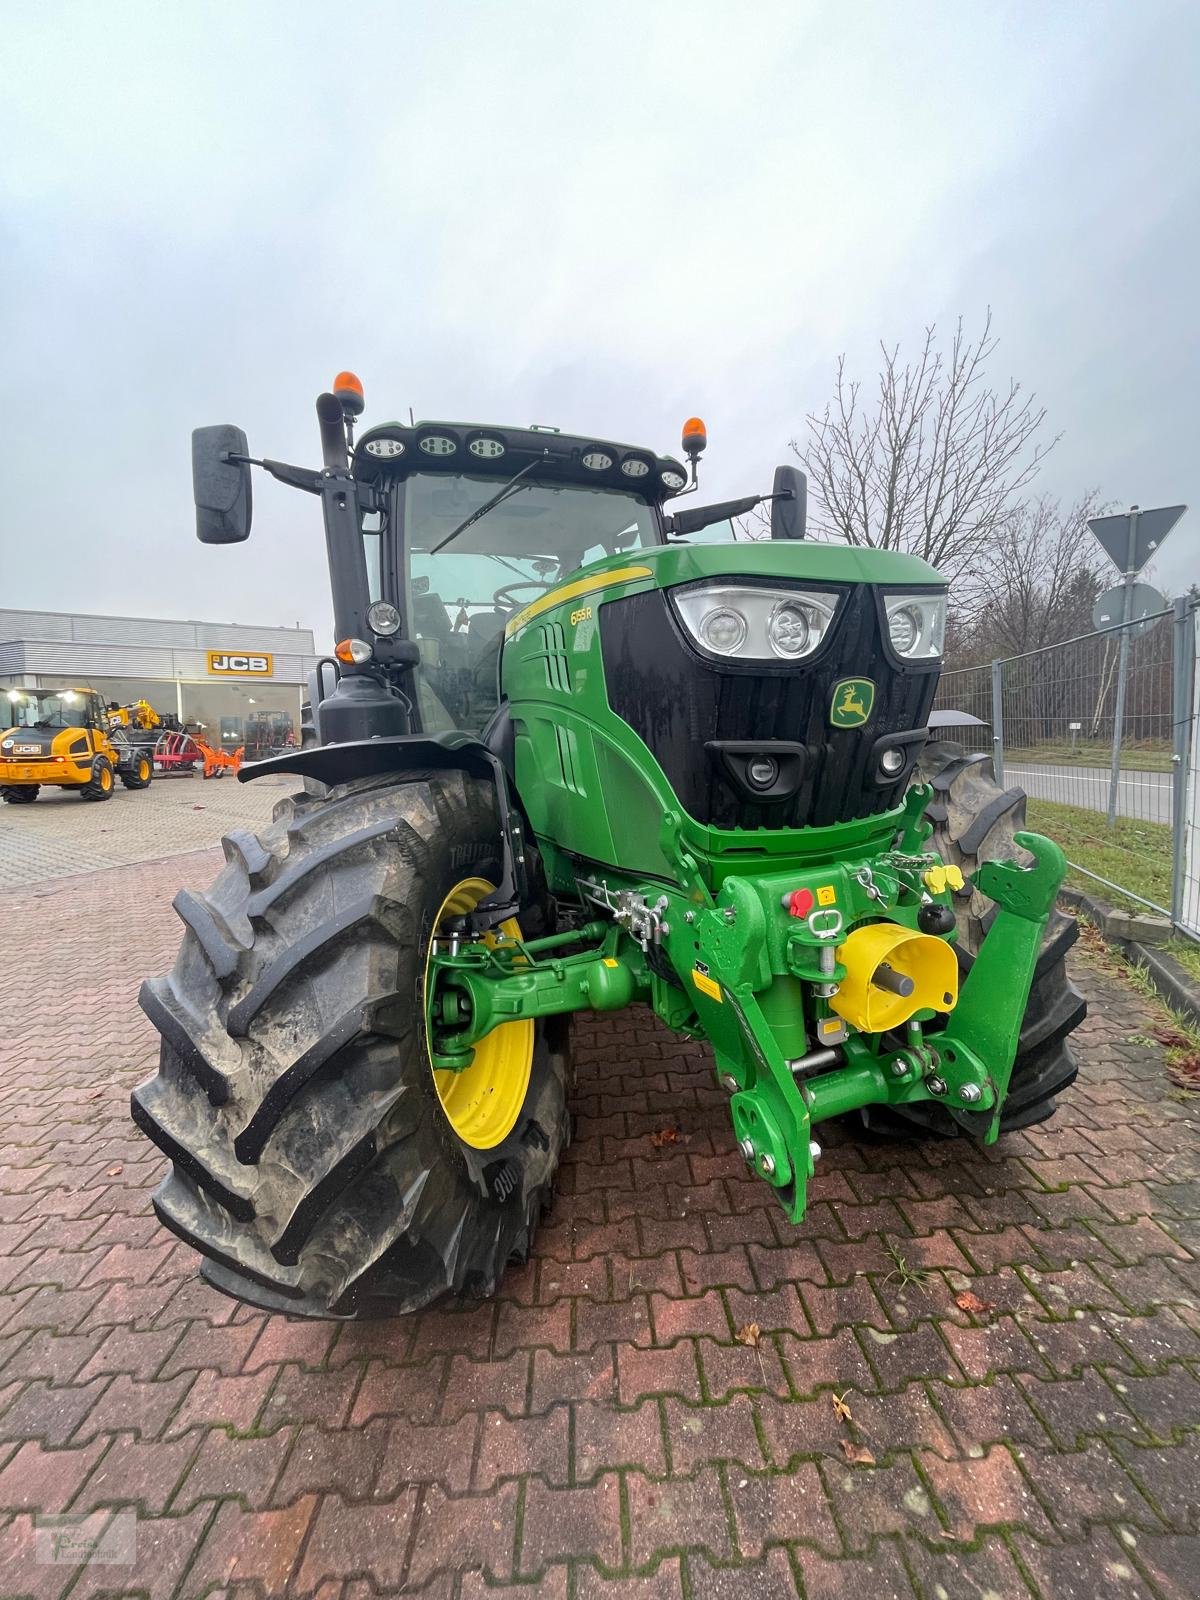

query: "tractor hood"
(590, 539), (946, 591)
(569, 540), (946, 839)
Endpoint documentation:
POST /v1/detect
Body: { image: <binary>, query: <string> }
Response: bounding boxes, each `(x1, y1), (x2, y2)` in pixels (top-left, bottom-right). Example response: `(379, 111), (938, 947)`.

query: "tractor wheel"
(299, 699), (326, 799)
(80, 757), (115, 801)
(131, 770), (572, 1318)
(860, 743), (1085, 1138)
(121, 754), (153, 790)
(1, 785), (38, 804)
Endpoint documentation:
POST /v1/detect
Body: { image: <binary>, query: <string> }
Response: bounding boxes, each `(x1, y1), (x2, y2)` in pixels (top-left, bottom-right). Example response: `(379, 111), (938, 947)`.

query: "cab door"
(84, 695), (106, 758)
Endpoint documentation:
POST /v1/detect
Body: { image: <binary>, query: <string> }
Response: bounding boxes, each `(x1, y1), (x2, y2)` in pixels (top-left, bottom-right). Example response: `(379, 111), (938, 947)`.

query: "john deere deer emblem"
(830, 678), (874, 728)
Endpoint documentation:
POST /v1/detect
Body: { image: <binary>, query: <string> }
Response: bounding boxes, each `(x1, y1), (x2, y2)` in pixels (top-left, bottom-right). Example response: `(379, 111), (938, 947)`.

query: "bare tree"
(798, 313), (1056, 580)
(948, 491), (1107, 664)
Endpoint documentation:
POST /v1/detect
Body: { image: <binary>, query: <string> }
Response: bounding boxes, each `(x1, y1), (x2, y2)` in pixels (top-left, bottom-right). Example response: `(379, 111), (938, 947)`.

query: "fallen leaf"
(735, 1322), (761, 1347)
(1166, 1050), (1200, 1091)
(831, 1391), (854, 1424)
(839, 1438), (875, 1465)
(106, 1165), (122, 1177)
(1152, 1028), (1191, 1049)
(649, 1126), (682, 1149)
(955, 1290), (996, 1317)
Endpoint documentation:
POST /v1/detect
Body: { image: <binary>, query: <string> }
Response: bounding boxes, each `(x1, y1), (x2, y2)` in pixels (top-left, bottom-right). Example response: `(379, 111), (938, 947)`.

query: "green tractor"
(132, 373), (1084, 1317)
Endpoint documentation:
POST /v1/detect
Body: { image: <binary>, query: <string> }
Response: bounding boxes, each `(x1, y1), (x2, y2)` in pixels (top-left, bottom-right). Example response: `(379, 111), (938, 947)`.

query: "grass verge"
(1025, 797), (1172, 912)
(1005, 739), (1172, 772)
(1024, 797), (1200, 984)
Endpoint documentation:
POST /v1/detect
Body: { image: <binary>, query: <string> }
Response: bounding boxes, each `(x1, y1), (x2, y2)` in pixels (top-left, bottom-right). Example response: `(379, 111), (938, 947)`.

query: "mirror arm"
(229, 454), (383, 508)
(666, 493), (764, 538)
(226, 453), (324, 496)
(261, 458), (323, 495)
(664, 484), (800, 539)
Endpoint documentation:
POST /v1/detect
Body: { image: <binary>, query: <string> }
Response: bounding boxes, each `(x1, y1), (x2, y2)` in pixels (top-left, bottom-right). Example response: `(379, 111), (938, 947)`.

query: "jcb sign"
(206, 651), (273, 677)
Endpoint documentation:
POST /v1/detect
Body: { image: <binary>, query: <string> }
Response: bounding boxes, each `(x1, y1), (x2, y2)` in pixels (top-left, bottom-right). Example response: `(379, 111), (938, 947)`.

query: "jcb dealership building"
(0, 609), (318, 750)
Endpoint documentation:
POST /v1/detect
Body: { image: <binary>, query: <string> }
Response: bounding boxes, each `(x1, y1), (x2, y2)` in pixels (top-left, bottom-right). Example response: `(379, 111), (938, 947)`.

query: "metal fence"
(933, 595), (1199, 941)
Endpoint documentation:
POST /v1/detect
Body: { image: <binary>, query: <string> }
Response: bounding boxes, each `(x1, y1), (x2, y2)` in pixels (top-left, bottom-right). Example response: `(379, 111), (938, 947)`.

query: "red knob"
(786, 887), (815, 918)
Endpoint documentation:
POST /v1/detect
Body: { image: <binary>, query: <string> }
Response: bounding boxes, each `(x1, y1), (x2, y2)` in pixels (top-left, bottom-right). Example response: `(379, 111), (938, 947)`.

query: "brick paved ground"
(1, 839), (1198, 1598)
(0, 774), (291, 890)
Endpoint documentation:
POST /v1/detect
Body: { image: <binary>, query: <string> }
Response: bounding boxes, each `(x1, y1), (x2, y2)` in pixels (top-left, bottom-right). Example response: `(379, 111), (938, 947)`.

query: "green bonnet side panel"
(503, 558), (683, 881)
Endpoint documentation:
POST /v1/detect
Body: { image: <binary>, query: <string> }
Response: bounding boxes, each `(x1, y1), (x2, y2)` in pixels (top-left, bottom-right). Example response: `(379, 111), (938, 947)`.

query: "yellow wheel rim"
(424, 876), (534, 1150)
(99, 766), (112, 791)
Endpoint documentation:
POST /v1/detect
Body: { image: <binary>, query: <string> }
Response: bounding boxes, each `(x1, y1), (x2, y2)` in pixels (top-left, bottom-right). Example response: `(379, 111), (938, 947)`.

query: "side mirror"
(193, 425), (253, 544)
(770, 465), (807, 540)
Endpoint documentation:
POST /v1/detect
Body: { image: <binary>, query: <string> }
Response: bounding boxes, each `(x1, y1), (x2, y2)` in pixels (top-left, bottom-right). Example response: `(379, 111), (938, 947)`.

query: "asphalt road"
(1006, 760), (1173, 825)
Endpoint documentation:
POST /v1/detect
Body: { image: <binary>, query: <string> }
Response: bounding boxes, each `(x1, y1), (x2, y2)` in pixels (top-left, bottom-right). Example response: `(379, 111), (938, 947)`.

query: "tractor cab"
(351, 422), (682, 733)
(5, 684), (106, 734)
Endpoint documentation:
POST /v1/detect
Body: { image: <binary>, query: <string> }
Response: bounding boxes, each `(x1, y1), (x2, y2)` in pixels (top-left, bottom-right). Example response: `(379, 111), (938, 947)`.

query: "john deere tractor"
(132, 373), (1084, 1317)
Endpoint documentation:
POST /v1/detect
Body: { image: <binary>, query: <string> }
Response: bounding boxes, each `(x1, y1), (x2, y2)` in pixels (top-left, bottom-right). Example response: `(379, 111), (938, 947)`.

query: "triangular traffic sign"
(1088, 505), (1187, 575)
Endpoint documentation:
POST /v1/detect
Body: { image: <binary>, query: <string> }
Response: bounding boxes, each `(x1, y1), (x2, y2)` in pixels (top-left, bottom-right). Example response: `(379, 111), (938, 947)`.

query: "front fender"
(238, 731), (497, 790)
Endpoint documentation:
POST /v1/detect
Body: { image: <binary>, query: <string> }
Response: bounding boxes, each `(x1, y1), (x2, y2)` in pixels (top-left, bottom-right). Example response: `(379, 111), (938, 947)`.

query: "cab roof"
(352, 420), (689, 504)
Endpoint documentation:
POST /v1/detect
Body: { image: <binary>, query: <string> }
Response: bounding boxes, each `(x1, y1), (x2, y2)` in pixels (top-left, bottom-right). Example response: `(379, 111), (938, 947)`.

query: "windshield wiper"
(429, 452), (554, 556)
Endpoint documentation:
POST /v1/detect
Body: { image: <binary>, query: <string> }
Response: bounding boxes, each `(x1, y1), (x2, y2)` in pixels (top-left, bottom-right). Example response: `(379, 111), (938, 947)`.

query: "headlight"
(671, 585), (836, 661)
(879, 747), (907, 776)
(367, 601), (402, 636)
(700, 606), (747, 653)
(884, 592), (946, 660)
(768, 601), (814, 658)
(418, 434), (457, 456)
(468, 436), (505, 460)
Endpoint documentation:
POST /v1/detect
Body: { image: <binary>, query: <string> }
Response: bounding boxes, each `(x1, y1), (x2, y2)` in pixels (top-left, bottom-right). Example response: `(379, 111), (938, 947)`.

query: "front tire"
(120, 754), (153, 790)
(80, 757), (114, 801)
(131, 770), (571, 1318)
(861, 745), (1085, 1138)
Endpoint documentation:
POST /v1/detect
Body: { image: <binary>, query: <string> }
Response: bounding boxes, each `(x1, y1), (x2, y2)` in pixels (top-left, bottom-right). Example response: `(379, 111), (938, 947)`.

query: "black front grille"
(599, 584), (940, 830)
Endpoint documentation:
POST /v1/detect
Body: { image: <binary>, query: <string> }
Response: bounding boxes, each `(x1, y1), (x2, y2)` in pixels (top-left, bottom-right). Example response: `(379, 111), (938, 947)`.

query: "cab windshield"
(5, 689), (90, 730)
(397, 472), (661, 732)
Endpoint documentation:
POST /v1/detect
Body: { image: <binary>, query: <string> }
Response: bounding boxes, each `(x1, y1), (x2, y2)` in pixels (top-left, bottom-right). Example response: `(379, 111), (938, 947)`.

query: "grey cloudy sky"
(3, 0), (1196, 642)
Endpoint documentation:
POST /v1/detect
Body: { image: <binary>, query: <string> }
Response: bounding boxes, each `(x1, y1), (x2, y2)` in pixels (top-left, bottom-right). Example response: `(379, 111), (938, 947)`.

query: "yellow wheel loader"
(0, 686), (154, 803)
